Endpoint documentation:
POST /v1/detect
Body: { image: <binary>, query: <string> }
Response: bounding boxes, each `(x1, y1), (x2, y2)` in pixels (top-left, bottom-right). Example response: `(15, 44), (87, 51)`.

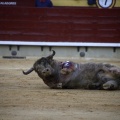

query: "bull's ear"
(46, 50), (56, 59)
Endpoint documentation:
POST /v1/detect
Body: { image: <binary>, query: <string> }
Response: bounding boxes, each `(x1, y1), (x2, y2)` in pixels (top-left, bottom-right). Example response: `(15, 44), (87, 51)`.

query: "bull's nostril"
(46, 69), (49, 71)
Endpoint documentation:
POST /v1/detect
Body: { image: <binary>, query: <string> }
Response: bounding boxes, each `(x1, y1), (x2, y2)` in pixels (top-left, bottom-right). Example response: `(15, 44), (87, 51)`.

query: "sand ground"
(0, 58), (120, 120)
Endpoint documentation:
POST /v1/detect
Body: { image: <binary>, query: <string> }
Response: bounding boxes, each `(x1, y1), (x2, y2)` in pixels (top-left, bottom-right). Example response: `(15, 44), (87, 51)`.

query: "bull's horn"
(23, 67), (34, 75)
(51, 50), (55, 56)
(47, 50), (56, 59)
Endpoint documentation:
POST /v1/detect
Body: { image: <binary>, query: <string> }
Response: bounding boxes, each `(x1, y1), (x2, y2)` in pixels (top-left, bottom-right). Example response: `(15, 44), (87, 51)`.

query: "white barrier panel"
(0, 41), (120, 47)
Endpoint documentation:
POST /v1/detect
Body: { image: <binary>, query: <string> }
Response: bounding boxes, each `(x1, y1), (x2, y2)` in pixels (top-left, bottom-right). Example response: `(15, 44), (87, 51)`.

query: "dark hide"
(23, 50), (120, 90)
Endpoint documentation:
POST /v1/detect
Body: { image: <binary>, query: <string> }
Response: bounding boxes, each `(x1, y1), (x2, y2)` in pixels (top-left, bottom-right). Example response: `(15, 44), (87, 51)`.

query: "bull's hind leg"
(96, 70), (119, 90)
(108, 67), (120, 76)
(102, 80), (118, 90)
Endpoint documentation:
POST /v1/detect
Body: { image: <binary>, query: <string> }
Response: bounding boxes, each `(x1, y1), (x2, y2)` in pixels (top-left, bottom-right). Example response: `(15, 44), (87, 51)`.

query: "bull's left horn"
(23, 67), (34, 75)
(51, 50), (55, 56)
(47, 50), (56, 59)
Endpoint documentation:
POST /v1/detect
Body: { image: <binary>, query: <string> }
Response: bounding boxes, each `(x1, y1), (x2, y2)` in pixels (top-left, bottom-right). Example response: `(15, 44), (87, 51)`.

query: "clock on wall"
(96, 0), (116, 8)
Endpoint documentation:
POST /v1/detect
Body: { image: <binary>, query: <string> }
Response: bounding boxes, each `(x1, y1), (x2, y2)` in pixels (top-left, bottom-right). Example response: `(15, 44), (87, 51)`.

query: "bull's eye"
(35, 65), (43, 72)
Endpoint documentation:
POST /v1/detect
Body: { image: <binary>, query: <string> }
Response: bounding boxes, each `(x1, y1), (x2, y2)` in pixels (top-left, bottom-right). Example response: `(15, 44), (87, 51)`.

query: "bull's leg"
(60, 68), (73, 75)
(85, 69), (112, 90)
(96, 71), (119, 90)
(102, 80), (118, 90)
(108, 67), (120, 76)
(87, 82), (101, 90)
(56, 83), (63, 89)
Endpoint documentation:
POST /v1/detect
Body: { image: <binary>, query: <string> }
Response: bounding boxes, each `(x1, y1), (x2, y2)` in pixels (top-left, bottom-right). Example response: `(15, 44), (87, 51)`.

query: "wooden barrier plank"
(0, 34), (119, 43)
(0, 7), (46, 15)
(0, 28), (47, 34)
(45, 16), (72, 22)
(47, 8), (120, 16)
(72, 36), (120, 43)
(0, 14), (45, 21)
(46, 22), (72, 30)
(0, 20), (47, 29)
(0, 34), (47, 41)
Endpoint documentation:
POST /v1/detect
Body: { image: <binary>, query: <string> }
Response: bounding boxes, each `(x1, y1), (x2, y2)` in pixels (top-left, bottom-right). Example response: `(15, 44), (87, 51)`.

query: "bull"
(23, 50), (120, 90)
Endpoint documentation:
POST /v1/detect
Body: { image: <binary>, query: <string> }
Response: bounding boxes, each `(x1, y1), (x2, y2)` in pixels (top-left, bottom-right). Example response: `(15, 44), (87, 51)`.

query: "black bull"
(23, 50), (120, 90)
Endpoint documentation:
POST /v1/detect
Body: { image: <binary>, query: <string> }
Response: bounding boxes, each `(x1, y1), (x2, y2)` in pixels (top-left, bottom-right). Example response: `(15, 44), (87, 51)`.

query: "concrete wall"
(0, 45), (120, 60)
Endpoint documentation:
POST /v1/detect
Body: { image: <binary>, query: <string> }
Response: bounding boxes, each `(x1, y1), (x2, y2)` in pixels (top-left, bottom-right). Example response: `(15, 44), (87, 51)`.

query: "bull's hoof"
(103, 84), (114, 90)
(109, 68), (120, 76)
(103, 81), (118, 90)
(57, 83), (62, 89)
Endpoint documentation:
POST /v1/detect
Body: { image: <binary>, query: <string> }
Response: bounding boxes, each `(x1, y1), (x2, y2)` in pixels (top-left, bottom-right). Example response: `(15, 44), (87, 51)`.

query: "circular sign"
(96, 0), (116, 8)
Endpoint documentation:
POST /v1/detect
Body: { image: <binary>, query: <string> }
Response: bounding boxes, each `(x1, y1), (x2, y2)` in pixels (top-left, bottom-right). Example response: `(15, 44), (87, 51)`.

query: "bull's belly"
(62, 74), (96, 89)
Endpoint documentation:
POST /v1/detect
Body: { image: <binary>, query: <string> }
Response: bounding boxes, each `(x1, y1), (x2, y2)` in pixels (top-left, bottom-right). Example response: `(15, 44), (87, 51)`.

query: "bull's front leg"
(87, 82), (101, 90)
(56, 83), (63, 89)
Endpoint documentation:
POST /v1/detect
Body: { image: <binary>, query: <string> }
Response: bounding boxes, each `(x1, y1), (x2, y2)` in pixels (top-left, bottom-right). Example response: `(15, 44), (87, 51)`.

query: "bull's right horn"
(23, 67), (34, 75)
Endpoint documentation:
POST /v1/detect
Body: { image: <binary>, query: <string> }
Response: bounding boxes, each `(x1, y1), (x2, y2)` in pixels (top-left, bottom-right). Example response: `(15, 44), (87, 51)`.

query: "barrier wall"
(0, 7), (120, 43)
(0, 6), (120, 59)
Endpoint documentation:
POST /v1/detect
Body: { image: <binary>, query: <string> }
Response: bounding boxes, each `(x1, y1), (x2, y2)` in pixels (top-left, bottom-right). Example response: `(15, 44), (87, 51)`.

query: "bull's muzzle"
(41, 68), (52, 76)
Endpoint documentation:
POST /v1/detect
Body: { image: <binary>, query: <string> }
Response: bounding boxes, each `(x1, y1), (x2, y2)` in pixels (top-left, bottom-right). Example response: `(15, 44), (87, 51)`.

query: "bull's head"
(23, 50), (56, 78)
